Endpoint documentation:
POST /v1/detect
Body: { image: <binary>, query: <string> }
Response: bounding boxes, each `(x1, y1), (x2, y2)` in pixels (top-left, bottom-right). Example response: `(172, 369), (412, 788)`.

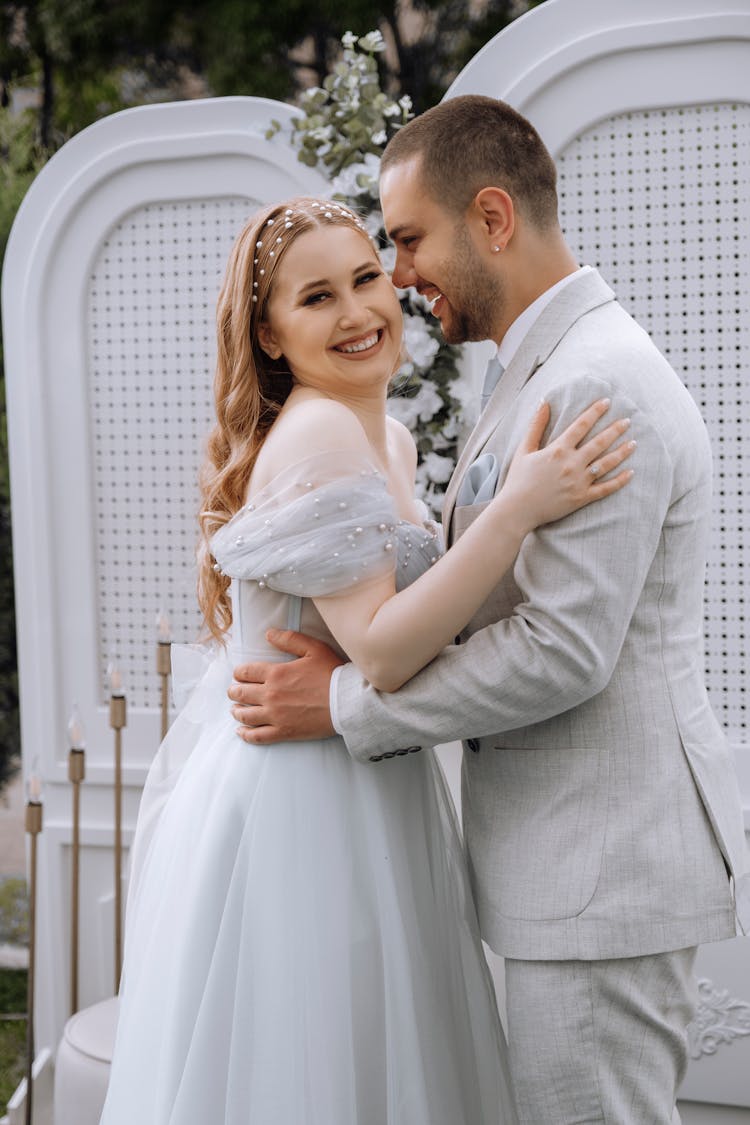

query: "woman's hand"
(501, 397), (635, 532)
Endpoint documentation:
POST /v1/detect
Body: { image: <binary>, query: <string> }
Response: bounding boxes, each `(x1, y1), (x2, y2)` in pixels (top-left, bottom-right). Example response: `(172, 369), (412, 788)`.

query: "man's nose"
(391, 250), (417, 290)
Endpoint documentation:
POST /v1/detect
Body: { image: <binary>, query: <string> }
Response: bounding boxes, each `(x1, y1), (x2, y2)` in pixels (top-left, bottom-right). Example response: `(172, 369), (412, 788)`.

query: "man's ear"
(472, 187), (515, 252)
(257, 321), (282, 360)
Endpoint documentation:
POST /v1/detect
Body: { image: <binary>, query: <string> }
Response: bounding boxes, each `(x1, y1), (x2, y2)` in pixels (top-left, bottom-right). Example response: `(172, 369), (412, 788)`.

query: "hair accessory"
(276, 236), (282, 243)
(259, 269), (265, 276)
(285, 221), (293, 229)
(252, 295), (258, 303)
(256, 241), (263, 248)
(285, 209), (293, 215)
(266, 218), (274, 226)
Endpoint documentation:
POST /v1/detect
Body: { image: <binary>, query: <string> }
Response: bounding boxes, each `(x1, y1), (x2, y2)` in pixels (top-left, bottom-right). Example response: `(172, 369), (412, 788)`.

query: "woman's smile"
(332, 328), (385, 357)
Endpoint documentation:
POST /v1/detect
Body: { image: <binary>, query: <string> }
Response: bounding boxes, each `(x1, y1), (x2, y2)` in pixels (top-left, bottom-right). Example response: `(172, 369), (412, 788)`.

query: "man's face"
(380, 157), (503, 344)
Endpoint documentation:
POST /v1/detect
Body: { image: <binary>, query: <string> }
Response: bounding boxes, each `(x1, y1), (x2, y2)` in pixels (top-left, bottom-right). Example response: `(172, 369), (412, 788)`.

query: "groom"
(228, 96), (750, 1123)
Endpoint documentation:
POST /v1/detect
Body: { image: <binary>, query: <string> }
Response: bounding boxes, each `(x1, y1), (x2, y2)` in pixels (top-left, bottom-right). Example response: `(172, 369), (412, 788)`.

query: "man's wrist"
(329, 664), (345, 735)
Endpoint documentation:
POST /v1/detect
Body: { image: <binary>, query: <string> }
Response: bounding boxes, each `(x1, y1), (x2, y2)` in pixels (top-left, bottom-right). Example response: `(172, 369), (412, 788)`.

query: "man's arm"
(335, 380), (672, 761)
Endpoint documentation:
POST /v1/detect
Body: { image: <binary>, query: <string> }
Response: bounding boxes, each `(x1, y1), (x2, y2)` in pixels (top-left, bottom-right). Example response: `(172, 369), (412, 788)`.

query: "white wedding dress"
(99, 450), (518, 1125)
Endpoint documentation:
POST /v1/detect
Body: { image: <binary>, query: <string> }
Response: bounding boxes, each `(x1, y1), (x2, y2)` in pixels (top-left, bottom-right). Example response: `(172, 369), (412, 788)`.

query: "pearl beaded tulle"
(100, 451), (517, 1125)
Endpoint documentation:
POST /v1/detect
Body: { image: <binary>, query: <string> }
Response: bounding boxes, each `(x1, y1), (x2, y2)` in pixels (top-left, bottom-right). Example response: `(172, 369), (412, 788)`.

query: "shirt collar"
(495, 266), (591, 369)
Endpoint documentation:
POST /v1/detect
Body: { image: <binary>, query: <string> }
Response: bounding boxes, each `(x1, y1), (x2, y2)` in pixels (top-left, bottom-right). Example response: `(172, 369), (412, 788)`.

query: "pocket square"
(456, 453), (499, 506)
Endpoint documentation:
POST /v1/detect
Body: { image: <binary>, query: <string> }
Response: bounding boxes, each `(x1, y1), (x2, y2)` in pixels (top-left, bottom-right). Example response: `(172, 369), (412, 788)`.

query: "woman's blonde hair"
(197, 196), (375, 641)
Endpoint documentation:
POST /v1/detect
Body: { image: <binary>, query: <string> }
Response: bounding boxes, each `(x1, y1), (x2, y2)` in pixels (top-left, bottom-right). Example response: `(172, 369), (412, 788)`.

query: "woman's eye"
(355, 270), (381, 286)
(303, 291), (330, 306)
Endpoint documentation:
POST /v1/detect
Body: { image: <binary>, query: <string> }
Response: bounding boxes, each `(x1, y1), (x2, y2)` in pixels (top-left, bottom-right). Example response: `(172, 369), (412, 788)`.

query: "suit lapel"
(442, 269), (616, 535)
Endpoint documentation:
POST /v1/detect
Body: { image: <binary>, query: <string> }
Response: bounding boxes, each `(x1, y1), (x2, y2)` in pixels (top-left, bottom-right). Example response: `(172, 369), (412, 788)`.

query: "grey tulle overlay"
(100, 450), (518, 1125)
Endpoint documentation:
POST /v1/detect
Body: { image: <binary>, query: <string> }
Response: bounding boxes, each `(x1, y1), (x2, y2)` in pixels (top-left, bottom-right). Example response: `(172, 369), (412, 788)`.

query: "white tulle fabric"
(100, 451), (517, 1125)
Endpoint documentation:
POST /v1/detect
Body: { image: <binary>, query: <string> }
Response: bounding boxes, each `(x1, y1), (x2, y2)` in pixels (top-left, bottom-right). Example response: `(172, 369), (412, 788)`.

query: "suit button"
(467, 737), (480, 753)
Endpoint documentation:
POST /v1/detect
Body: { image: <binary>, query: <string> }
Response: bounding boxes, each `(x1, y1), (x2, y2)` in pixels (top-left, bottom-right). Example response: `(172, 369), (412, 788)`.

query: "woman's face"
(258, 225), (403, 399)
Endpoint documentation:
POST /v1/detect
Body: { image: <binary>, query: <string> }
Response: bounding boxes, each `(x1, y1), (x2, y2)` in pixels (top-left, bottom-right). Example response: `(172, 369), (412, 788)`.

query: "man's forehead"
(380, 158), (429, 235)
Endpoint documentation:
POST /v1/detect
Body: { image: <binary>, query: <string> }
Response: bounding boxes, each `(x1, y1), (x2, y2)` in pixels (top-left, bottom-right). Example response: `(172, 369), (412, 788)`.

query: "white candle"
(67, 704), (86, 750)
(27, 763), (43, 803)
(156, 611), (172, 644)
(107, 661), (124, 696)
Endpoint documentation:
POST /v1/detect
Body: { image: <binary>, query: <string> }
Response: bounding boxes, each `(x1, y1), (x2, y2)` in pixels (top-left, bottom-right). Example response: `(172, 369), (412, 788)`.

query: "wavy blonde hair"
(198, 196), (375, 641)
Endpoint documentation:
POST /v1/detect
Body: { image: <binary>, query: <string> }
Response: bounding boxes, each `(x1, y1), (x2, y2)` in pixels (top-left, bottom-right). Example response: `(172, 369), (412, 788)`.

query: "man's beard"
(435, 225), (504, 344)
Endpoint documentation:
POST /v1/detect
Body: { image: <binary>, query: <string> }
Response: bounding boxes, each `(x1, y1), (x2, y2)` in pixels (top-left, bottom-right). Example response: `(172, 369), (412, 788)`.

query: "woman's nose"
(338, 291), (369, 325)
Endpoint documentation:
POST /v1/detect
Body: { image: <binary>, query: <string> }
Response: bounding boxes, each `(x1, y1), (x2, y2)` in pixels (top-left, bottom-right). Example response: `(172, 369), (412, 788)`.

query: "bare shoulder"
(386, 414), (417, 472)
(252, 392), (371, 488)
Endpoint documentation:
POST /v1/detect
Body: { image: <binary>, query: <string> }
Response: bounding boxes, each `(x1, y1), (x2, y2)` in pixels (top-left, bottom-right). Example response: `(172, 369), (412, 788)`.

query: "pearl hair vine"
(249, 202), (372, 303)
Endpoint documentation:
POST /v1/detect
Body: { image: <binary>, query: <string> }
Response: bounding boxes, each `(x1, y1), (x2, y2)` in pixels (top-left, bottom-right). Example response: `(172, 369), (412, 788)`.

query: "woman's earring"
(492, 245), (502, 253)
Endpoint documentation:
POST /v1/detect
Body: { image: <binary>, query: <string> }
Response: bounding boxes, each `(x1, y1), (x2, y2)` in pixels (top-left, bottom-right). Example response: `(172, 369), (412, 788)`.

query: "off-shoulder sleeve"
(210, 451), (400, 597)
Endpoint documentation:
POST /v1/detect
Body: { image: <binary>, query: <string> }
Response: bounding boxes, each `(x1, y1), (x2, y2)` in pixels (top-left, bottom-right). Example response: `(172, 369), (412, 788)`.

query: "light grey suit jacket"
(336, 268), (750, 961)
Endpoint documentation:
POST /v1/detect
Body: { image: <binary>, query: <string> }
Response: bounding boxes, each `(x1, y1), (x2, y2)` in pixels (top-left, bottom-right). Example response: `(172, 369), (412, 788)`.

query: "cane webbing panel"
(558, 102), (750, 739)
(88, 197), (253, 706)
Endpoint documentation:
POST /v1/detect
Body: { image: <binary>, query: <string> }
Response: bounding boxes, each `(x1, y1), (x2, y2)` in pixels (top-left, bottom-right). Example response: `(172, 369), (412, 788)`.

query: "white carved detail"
(687, 978), (750, 1059)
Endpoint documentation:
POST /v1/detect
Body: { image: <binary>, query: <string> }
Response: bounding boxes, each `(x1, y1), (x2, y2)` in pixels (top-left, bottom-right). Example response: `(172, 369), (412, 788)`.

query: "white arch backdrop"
(2, 0), (748, 1114)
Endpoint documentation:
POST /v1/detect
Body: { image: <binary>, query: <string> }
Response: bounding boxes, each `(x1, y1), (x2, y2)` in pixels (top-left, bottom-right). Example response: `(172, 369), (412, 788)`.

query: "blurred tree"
(0, 0), (540, 149)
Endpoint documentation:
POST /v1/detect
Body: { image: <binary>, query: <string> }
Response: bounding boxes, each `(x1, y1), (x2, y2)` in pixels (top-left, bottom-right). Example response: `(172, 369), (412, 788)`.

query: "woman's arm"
(314, 398), (634, 692)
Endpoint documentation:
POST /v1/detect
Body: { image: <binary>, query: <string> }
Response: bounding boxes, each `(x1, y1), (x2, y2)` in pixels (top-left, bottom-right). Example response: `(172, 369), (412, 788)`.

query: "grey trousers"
(505, 947), (698, 1124)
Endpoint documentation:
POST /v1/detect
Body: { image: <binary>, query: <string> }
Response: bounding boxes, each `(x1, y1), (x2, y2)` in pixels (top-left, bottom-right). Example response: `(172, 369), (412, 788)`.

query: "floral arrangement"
(267, 31), (471, 515)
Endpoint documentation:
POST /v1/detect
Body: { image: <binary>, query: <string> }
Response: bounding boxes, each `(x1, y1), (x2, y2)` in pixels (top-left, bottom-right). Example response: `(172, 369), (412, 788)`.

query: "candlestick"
(156, 612), (172, 741)
(67, 705), (86, 1015)
(24, 768), (43, 1125)
(108, 662), (127, 990)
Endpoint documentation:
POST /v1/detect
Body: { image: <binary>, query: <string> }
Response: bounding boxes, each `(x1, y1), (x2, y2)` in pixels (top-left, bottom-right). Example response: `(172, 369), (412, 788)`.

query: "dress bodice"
(210, 451), (442, 659)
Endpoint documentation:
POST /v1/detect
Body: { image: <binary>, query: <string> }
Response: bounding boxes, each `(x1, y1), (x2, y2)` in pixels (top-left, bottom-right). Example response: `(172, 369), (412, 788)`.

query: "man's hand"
(228, 629), (345, 743)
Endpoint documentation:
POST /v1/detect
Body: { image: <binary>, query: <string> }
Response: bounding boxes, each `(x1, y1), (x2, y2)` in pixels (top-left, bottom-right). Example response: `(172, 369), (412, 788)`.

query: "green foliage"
(0, 879), (28, 947)
(0, 968), (26, 1109)
(0, 964), (27, 1009)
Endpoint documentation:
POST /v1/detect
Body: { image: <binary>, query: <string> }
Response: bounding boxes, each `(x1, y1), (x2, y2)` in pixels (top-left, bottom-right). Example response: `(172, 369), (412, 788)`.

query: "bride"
(99, 196), (633, 1124)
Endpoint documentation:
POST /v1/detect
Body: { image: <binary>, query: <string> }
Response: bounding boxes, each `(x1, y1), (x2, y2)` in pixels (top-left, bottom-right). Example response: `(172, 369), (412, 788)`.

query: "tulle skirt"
(99, 649), (517, 1124)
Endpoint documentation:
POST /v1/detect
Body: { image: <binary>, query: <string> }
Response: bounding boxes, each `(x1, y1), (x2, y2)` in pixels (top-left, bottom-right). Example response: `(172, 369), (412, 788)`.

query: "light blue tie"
(481, 354), (504, 411)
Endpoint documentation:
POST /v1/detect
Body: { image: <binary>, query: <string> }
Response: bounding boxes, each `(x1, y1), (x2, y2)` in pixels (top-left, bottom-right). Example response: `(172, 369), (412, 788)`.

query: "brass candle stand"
(24, 775), (43, 1125)
(67, 706), (86, 1015)
(108, 666), (127, 990)
(156, 612), (172, 741)
(157, 640), (171, 741)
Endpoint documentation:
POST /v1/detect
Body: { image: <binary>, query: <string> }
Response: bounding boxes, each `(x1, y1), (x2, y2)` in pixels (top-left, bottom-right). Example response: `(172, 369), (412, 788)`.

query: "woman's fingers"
(517, 399), (551, 454)
(587, 438), (637, 480)
(587, 466), (635, 498)
(556, 397), (612, 448)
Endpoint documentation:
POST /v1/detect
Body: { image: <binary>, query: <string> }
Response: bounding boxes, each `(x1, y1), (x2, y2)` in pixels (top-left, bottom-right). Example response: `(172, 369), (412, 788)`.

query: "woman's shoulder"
(253, 392), (370, 490)
(386, 413), (417, 470)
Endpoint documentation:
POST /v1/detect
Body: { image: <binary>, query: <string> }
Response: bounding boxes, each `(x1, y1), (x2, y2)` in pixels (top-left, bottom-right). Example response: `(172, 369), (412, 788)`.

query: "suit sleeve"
(335, 375), (674, 762)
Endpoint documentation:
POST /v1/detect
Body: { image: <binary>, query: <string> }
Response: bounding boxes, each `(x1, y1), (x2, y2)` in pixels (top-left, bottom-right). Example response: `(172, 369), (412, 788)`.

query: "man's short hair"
(381, 94), (559, 230)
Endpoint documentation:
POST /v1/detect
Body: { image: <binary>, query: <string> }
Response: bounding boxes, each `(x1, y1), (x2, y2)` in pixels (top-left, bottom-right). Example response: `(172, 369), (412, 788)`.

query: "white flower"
(358, 30), (385, 53)
(402, 315), (441, 369)
(378, 243), (396, 274)
(363, 207), (384, 238)
(341, 31), (357, 49)
(399, 95), (413, 113)
(386, 394), (422, 429)
(382, 102), (401, 118)
(421, 451), (455, 484)
(372, 129), (387, 146)
(411, 380), (444, 422)
(329, 153), (380, 199)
